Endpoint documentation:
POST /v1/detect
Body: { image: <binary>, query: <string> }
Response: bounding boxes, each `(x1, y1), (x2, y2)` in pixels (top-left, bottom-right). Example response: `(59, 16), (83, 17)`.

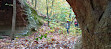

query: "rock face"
(67, 0), (111, 49)
(0, 0), (27, 27)
(74, 36), (82, 49)
(0, 0), (27, 36)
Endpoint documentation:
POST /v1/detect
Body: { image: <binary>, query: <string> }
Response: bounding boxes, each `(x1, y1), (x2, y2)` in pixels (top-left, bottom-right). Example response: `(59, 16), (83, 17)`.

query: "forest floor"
(0, 24), (80, 49)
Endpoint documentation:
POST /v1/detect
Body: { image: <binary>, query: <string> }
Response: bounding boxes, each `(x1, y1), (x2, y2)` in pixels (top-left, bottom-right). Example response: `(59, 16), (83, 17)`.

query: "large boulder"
(67, 0), (111, 49)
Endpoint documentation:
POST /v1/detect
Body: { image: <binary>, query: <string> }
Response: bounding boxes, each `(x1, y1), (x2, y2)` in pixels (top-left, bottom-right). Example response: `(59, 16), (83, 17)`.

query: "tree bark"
(11, 0), (16, 40)
(46, 0), (49, 26)
(67, 0), (111, 49)
(35, 0), (37, 9)
(32, 0), (34, 5)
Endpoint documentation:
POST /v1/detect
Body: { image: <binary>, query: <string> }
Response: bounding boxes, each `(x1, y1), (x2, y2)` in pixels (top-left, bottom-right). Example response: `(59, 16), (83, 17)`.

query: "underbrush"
(46, 22), (82, 36)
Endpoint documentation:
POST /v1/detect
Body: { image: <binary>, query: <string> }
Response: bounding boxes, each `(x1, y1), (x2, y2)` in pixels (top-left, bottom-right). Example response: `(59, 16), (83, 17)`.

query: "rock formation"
(67, 0), (111, 49)
(0, 0), (27, 27)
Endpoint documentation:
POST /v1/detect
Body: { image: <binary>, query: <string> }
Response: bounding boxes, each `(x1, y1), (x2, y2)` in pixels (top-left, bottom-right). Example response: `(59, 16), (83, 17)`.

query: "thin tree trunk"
(69, 7), (72, 18)
(11, 0), (16, 40)
(46, 0), (49, 26)
(51, 0), (54, 16)
(35, 0), (37, 9)
(32, 0), (34, 5)
(68, 7), (72, 30)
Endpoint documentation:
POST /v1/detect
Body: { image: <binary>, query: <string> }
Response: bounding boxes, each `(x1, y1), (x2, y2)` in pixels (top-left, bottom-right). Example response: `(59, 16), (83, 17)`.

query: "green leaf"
(44, 36), (47, 38)
(44, 34), (47, 36)
(44, 34), (47, 38)
(41, 35), (43, 37)
(36, 38), (38, 41)
(39, 37), (42, 39)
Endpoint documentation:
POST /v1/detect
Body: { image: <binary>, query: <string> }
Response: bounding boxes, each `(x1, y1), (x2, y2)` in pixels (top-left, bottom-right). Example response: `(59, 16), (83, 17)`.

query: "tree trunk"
(32, 0), (34, 5)
(68, 7), (72, 31)
(35, 0), (37, 9)
(67, 0), (111, 49)
(51, 0), (54, 16)
(46, 0), (49, 26)
(11, 0), (16, 40)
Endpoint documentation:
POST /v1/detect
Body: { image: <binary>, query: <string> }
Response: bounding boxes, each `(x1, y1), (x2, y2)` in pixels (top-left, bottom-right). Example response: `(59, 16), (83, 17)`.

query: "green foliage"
(44, 34), (47, 38)
(35, 33), (47, 41)
(26, 0), (75, 22)
(36, 38), (39, 41)
(25, 0), (82, 36)
(24, 1), (45, 30)
(39, 37), (43, 39)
